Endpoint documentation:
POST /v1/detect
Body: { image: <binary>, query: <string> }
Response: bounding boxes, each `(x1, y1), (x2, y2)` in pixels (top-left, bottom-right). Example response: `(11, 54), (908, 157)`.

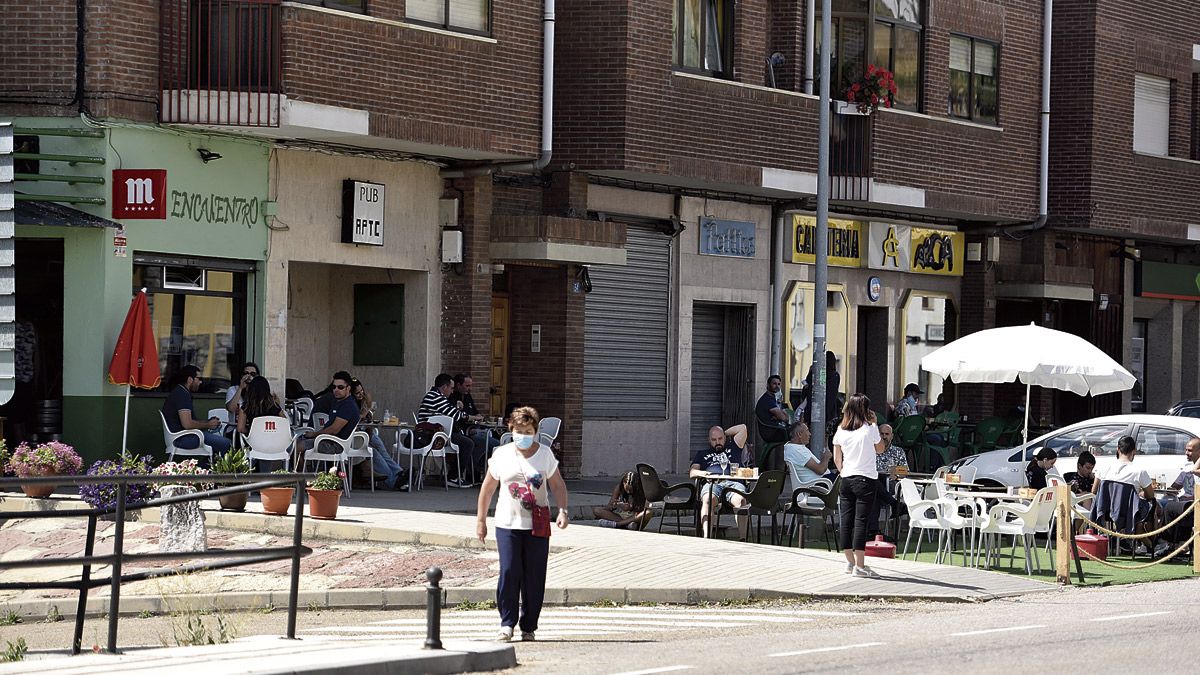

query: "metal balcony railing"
(830, 111), (873, 202)
(159, 0), (282, 126)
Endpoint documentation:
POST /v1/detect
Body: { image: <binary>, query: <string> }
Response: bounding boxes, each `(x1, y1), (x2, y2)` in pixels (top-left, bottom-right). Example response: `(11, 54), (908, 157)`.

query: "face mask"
(513, 432), (535, 450)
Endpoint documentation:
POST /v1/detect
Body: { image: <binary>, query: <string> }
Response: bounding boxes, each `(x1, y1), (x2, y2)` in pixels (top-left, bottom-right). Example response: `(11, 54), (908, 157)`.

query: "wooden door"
(490, 296), (510, 415)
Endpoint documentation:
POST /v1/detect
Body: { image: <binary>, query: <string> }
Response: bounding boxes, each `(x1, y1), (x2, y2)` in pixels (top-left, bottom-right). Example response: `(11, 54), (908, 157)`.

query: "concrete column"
(263, 258), (289, 397)
(1146, 302), (1183, 413)
(1121, 256), (1136, 412)
(1182, 304), (1199, 401)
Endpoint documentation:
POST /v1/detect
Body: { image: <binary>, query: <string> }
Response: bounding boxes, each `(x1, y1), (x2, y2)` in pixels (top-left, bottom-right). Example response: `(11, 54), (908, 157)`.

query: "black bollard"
(424, 567), (443, 650)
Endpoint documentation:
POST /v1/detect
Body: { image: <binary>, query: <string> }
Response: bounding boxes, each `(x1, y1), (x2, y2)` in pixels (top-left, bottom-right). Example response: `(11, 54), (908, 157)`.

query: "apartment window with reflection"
(407, 0), (490, 35)
(816, 0), (923, 109)
(132, 259), (249, 395)
(949, 36), (998, 124)
(674, 0), (733, 77)
(292, 0), (366, 14)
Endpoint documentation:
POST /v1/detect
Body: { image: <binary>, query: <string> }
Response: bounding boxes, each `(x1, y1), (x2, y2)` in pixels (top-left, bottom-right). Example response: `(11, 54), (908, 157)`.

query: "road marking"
(1090, 611), (1172, 622)
(609, 667), (695, 675)
(950, 625), (1046, 637)
(769, 642), (886, 657)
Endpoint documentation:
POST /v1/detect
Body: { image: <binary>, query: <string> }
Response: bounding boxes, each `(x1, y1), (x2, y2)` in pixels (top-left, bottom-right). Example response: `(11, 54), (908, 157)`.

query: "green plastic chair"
(892, 415), (935, 470)
(965, 416), (1008, 455)
(927, 411), (962, 463)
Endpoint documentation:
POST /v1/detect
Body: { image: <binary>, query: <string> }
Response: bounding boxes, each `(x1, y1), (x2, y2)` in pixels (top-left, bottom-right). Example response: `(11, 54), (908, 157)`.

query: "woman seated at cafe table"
(1025, 448), (1058, 490)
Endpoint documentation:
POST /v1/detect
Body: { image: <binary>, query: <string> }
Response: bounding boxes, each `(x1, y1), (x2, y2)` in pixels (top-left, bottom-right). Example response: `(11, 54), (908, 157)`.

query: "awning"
(16, 200), (121, 229)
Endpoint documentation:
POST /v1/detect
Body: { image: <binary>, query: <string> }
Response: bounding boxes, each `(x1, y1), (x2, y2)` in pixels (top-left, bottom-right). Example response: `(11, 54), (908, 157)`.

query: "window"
(949, 35), (998, 124)
(900, 292), (954, 405)
(673, 0), (733, 77)
(133, 257), (252, 395)
(407, 0), (490, 35)
(293, 0), (365, 14)
(783, 283), (849, 407)
(817, 0), (923, 110)
(1134, 426), (1193, 456)
(353, 284), (405, 367)
(1029, 424), (1128, 461)
(1133, 73), (1170, 156)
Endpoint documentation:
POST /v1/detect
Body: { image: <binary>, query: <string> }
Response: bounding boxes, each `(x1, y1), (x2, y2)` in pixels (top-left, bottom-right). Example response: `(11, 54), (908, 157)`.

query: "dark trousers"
(495, 527), (549, 632)
(867, 480), (898, 537)
(838, 475), (878, 551)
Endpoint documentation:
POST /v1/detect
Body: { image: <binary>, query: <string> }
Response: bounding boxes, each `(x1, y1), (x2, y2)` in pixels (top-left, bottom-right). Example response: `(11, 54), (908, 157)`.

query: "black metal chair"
(780, 476), (835, 548)
(719, 470), (787, 544)
(636, 463), (698, 534)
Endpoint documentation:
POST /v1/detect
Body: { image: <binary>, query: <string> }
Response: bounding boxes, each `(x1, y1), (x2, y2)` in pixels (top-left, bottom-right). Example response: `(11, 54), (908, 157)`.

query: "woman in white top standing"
(476, 406), (570, 642)
(832, 393), (888, 578)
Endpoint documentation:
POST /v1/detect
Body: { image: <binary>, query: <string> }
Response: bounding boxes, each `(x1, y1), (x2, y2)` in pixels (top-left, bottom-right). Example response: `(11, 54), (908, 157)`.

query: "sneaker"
(520, 631), (536, 642)
(446, 478), (465, 488)
(852, 566), (881, 579)
(394, 482), (410, 492)
(497, 626), (514, 642)
(1153, 542), (1171, 558)
(844, 563), (855, 575)
(597, 518), (616, 528)
(1134, 543), (1150, 556)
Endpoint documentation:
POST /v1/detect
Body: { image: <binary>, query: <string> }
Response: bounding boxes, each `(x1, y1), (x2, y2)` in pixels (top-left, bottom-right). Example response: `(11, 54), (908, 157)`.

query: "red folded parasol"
(108, 290), (161, 454)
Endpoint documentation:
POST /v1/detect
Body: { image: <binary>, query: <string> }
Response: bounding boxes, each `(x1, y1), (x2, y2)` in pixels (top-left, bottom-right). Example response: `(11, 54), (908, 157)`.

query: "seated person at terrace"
(783, 422), (831, 485)
(450, 373), (500, 459)
(235, 376), (287, 470)
(689, 424), (750, 540)
(1099, 436), (1156, 553)
(1025, 448), (1058, 489)
(300, 371), (359, 453)
(352, 378), (408, 491)
(161, 364), (231, 459)
(1160, 438), (1200, 549)
(419, 373), (483, 485)
(225, 361), (260, 417)
(1068, 450), (1099, 496)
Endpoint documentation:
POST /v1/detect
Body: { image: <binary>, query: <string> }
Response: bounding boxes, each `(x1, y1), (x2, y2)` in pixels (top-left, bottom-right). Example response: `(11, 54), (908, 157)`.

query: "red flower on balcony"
(845, 64), (897, 114)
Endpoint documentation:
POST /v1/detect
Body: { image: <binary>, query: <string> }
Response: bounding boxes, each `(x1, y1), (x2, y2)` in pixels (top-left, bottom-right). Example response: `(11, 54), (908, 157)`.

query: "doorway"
(1, 239), (65, 447)
(689, 303), (755, 456)
(857, 306), (889, 410)
(490, 295), (510, 415)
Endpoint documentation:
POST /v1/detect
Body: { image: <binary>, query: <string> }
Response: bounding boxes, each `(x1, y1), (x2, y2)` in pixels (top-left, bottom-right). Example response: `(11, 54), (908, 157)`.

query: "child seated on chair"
(593, 471), (651, 530)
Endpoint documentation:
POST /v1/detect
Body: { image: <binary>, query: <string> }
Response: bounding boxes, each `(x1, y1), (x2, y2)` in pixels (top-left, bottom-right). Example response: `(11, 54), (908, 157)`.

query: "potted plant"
(260, 469), (295, 516)
(306, 467), (344, 520)
(10, 441), (83, 498)
(151, 459), (211, 553)
(212, 448), (251, 511)
(79, 454), (157, 517)
(844, 64), (897, 114)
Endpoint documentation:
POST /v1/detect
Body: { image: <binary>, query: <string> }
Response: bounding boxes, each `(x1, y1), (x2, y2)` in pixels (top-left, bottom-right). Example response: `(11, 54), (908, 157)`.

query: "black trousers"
(866, 480), (898, 537)
(838, 475), (879, 551)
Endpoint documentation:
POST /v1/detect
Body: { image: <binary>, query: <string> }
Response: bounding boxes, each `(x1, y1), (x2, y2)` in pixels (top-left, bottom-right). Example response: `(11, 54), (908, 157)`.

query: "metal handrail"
(0, 472), (314, 654)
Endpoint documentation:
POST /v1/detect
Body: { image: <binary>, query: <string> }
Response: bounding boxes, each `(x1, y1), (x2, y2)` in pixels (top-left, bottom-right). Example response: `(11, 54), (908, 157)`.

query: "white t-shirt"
(784, 443), (823, 484)
(1101, 460), (1151, 490)
(832, 423), (881, 479)
(488, 442), (559, 530)
(225, 385), (240, 406)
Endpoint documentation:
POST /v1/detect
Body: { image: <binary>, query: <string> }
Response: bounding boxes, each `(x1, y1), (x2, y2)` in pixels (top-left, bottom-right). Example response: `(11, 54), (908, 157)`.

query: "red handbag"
(531, 504), (552, 538)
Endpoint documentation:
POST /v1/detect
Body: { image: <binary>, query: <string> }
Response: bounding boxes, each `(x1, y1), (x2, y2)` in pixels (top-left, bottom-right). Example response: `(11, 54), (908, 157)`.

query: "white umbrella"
(920, 323), (1136, 444)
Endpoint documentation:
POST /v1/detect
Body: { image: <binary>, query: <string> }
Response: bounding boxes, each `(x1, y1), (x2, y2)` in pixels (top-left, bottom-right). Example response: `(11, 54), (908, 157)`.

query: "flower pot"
(260, 486), (294, 515)
(19, 468), (57, 498)
(219, 492), (249, 512)
(306, 488), (342, 520)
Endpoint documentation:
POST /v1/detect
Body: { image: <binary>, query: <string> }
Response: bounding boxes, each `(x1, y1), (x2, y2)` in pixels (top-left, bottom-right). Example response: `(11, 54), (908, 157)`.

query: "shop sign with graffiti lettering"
(867, 223), (963, 277)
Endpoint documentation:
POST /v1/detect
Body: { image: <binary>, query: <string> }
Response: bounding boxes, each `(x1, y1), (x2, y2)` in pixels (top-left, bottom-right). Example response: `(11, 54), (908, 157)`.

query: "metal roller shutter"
(584, 225), (672, 418)
(689, 304), (725, 456)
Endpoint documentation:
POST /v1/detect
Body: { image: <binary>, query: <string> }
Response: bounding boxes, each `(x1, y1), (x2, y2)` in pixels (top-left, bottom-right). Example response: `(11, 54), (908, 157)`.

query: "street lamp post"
(810, 0), (833, 455)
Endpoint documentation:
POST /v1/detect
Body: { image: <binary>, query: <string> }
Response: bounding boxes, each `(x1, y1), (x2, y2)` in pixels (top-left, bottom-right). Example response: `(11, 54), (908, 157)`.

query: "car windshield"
(1022, 424), (1128, 461)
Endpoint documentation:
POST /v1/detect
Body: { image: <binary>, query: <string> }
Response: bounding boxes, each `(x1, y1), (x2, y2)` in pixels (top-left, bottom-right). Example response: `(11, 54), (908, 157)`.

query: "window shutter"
(584, 226), (672, 418)
(407, 0), (444, 24)
(1133, 73), (1171, 156)
(949, 36), (971, 72)
(973, 42), (996, 76)
(448, 0), (488, 31)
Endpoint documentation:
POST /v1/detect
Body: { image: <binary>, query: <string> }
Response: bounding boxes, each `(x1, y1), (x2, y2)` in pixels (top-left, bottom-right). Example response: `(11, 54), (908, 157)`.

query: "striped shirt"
(418, 388), (465, 424)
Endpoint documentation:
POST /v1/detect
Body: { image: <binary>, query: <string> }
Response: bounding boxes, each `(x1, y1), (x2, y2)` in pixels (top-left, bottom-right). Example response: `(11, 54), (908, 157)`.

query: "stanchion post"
(1055, 483), (1072, 585)
(1193, 476), (1199, 576)
(425, 567), (443, 650)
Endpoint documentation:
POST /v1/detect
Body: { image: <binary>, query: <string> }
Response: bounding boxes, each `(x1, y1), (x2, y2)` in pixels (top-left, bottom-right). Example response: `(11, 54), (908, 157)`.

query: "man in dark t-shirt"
(755, 374), (789, 445)
(161, 364), (231, 457)
(689, 424), (750, 539)
(302, 371), (359, 453)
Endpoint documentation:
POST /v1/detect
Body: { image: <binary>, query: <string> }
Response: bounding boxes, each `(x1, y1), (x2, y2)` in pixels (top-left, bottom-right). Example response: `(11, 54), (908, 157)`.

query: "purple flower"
(78, 455), (158, 510)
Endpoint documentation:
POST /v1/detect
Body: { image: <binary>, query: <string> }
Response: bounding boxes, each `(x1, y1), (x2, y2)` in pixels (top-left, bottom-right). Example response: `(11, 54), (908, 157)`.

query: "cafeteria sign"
(791, 215), (864, 267)
(868, 223), (964, 277)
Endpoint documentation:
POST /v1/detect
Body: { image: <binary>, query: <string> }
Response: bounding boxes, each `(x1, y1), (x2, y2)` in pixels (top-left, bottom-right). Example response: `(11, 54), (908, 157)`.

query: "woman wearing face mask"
(476, 406), (570, 642)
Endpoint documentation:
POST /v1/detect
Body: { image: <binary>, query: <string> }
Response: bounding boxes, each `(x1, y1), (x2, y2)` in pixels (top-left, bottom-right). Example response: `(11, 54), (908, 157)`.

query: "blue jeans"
(369, 432), (404, 489)
(495, 527), (549, 633)
(173, 430), (231, 457)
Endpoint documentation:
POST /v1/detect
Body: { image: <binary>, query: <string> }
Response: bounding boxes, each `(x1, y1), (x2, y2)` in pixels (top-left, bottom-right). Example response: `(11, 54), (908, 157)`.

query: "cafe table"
(359, 419), (414, 461)
(695, 470), (757, 539)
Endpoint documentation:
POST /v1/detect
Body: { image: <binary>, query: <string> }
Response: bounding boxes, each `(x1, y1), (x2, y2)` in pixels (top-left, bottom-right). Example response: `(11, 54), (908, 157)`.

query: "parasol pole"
(121, 384), (131, 458)
(1023, 381), (1031, 446)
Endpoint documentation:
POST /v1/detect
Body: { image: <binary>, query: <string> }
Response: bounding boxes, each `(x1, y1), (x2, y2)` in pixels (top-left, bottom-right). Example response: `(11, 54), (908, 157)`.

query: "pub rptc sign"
(341, 179), (386, 246)
(112, 169), (168, 219)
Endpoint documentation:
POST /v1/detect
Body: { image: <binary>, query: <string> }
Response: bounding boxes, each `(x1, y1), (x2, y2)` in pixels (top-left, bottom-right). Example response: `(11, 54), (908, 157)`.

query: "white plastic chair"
(979, 487), (1056, 574)
(242, 415), (295, 472)
(428, 414), (470, 487)
(398, 427), (454, 491)
(538, 417), (561, 444)
(302, 425), (367, 497)
(160, 411), (214, 462)
(291, 397), (314, 427)
(344, 431), (375, 495)
(312, 412), (330, 429)
(955, 465), (978, 484)
(900, 478), (953, 561)
(207, 408), (231, 437)
(933, 478), (984, 566)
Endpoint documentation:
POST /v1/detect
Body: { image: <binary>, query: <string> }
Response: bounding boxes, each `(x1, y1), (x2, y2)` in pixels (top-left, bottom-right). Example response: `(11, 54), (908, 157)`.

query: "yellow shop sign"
(909, 228), (964, 276)
(791, 215), (864, 267)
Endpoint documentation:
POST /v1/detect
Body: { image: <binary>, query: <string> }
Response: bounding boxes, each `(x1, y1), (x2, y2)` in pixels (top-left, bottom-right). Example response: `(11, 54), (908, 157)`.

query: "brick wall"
(0, 0), (77, 111)
(441, 176), (494, 412)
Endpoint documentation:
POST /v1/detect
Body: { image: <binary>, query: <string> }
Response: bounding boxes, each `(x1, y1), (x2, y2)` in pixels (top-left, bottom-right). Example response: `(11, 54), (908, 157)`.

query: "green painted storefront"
(15, 119), (268, 464)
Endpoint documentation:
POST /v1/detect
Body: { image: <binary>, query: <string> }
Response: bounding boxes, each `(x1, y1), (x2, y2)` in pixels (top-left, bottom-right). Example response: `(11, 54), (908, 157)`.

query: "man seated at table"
(689, 424), (750, 540)
(894, 383), (922, 419)
(162, 364), (231, 461)
(300, 370), (359, 455)
(1159, 438), (1200, 554)
(1097, 435), (1155, 553)
(450, 373), (500, 460)
(224, 361), (260, 416)
(418, 373), (483, 486)
(1067, 450), (1099, 496)
(869, 423), (907, 540)
(783, 422), (831, 509)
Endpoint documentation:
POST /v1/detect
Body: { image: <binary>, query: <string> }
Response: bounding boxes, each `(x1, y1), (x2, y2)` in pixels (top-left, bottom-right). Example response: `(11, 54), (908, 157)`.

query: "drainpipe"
(803, 0), (815, 95)
(441, 0), (555, 178)
(999, 0), (1051, 234)
(770, 206), (786, 375)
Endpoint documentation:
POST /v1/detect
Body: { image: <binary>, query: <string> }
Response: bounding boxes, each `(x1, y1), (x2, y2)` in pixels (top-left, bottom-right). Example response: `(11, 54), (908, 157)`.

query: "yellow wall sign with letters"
(908, 228), (964, 276)
(791, 215), (864, 267)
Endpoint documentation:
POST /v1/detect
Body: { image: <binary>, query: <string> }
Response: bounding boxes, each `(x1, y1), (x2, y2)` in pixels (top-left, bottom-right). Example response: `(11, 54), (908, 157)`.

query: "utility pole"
(810, 0), (832, 454)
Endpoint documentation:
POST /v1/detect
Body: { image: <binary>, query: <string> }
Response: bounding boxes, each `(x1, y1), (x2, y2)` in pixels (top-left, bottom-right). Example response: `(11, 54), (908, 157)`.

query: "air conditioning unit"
(442, 230), (463, 264)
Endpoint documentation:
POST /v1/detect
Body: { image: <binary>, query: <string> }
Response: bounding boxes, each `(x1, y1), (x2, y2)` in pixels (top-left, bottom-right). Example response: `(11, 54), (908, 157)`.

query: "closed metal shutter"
(584, 225), (671, 418)
(689, 304), (725, 456)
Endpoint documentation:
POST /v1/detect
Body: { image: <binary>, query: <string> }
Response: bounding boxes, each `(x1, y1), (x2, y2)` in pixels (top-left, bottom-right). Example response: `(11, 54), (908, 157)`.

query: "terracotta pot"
(260, 486), (294, 515)
(19, 468), (58, 498)
(306, 488), (342, 520)
(219, 492), (249, 511)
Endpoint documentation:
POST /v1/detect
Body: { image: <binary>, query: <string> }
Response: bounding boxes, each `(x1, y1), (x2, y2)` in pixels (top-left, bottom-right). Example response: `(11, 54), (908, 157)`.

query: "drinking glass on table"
(718, 455), (729, 475)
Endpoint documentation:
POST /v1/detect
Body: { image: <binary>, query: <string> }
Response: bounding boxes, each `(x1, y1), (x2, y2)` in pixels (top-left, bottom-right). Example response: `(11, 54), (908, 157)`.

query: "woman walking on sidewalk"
(833, 393), (888, 578)
(476, 406), (570, 642)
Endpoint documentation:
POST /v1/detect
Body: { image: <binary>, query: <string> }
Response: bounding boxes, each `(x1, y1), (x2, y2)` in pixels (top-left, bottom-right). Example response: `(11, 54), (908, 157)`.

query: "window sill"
(282, 2), (498, 44)
(1133, 151), (1200, 166)
(879, 107), (1003, 132)
(671, 71), (818, 101)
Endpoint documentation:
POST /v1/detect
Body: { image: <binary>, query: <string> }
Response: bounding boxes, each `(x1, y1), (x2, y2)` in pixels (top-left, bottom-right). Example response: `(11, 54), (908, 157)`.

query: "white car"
(946, 414), (1200, 490)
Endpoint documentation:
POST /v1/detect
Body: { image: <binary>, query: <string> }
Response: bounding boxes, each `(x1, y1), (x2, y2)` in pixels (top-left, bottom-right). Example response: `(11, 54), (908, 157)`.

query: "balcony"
(491, 215), (627, 266)
(159, 0), (282, 127)
(830, 108), (873, 202)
